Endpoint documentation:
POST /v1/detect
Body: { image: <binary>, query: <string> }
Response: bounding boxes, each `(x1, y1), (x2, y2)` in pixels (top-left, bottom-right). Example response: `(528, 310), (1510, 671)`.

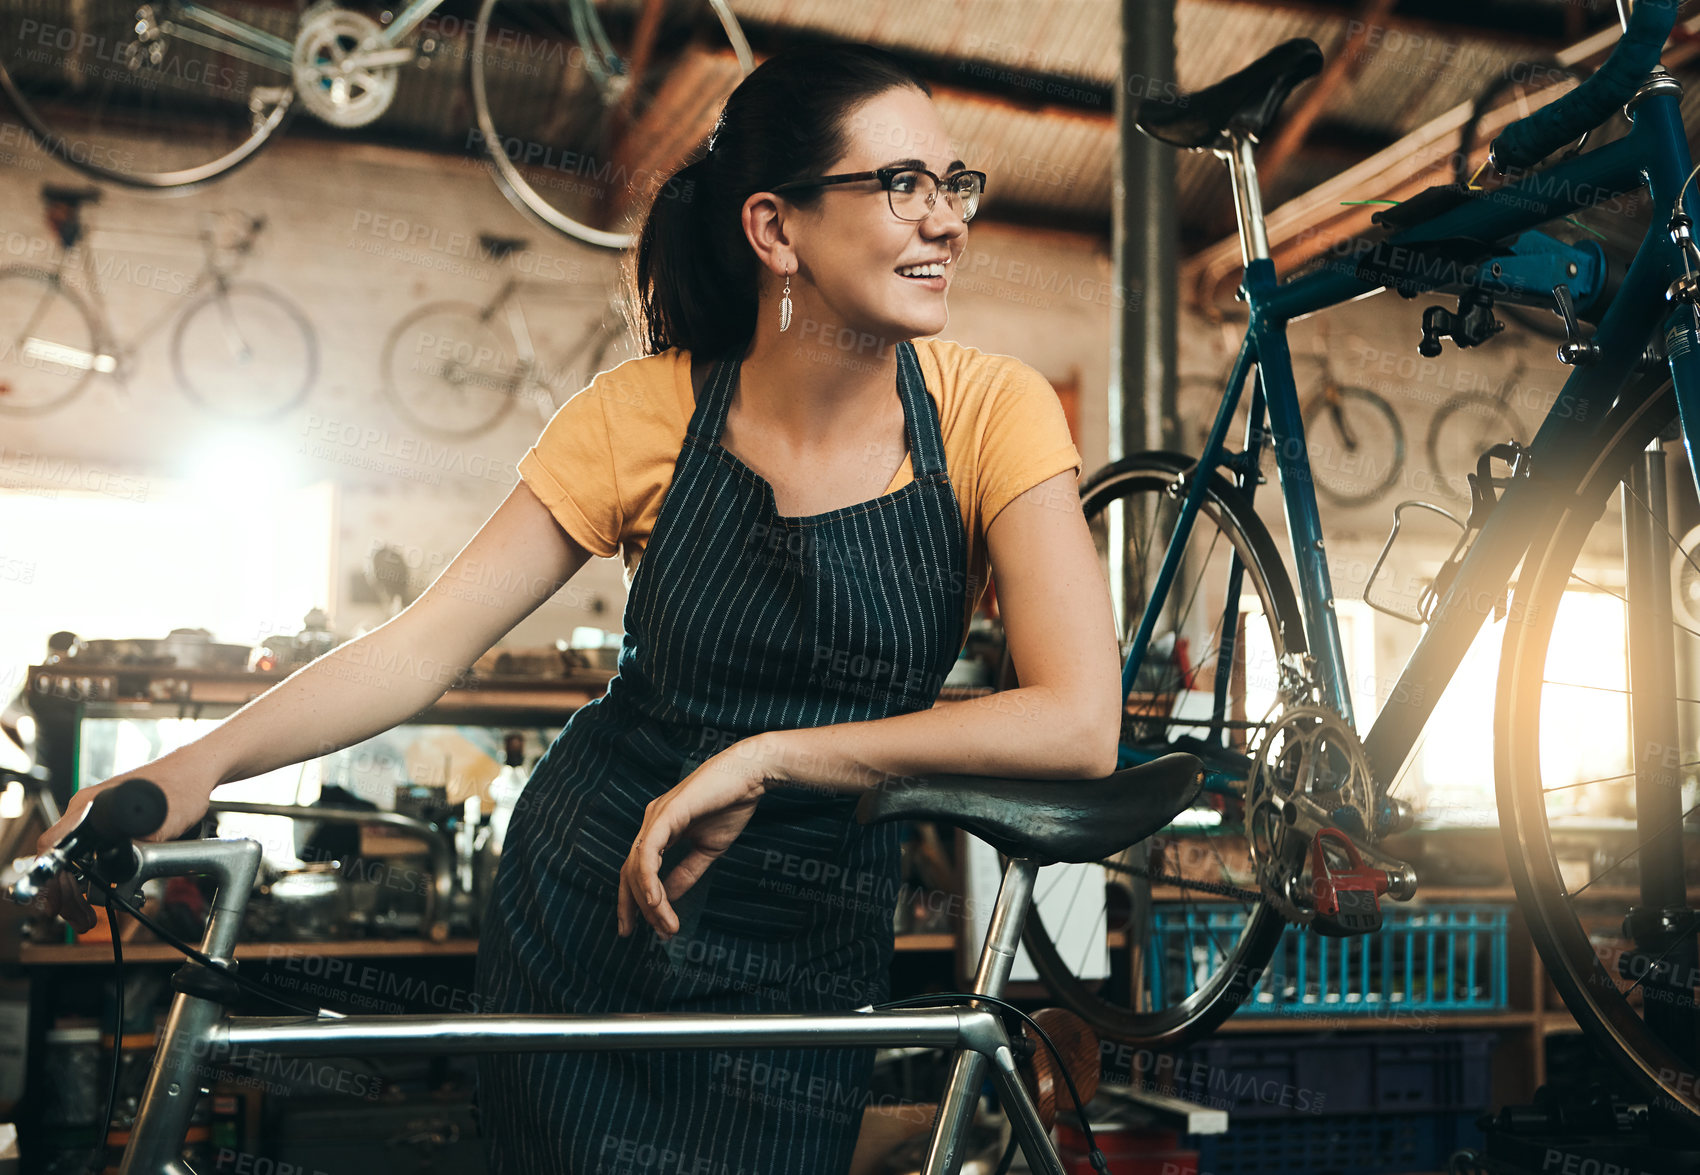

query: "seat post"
(920, 857), (1041, 1174)
(1220, 130), (1273, 267)
(969, 856), (1041, 1000)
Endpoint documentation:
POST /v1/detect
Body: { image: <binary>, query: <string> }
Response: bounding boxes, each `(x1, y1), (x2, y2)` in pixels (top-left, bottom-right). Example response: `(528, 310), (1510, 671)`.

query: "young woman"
(38, 43), (1121, 1173)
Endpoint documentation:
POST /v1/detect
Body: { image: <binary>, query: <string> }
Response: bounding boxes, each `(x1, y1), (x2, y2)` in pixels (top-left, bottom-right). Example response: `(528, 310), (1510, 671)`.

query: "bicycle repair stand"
(1463, 1084), (1700, 1175)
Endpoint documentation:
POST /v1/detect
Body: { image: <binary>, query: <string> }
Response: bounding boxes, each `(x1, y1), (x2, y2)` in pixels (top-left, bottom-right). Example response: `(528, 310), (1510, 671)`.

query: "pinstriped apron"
(475, 340), (969, 1174)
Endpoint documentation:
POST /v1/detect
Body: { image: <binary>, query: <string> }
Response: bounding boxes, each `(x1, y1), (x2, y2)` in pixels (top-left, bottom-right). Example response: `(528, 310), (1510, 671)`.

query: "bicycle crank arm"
(344, 47), (417, 70)
(1273, 790), (1418, 900)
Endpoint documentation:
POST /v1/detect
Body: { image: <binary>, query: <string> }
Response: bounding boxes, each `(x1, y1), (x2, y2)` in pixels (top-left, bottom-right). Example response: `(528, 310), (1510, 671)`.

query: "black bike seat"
(855, 753), (1204, 865)
(479, 233), (528, 260)
(1136, 39), (1324, 149)
(42, 184), (102, 207)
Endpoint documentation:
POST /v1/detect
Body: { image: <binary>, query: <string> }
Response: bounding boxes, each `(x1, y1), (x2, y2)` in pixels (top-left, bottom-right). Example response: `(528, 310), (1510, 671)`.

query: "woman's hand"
(617, 735), (785, 941)
(30, 754), (219, 933)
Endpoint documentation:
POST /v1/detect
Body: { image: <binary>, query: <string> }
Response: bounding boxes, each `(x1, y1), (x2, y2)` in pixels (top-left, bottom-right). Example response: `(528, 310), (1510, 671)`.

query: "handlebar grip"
(81, 778), (168, 849)
(1490, 0), (1679, 173)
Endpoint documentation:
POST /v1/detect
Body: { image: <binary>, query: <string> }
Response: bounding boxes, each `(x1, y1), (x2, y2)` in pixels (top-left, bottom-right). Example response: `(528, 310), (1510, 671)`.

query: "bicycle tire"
(0, 0), (297, 188)
(379, 300), (526, 439)
(172, 282), (318, 420)
(470, 0), (754, 249)
(1019, 451), (1303, 1048)
(0, 266), (102, 414)
(1424, 390), (1524, 500)
(1301, 384), (1407, 509)
(1496, 374), (1700, 1129)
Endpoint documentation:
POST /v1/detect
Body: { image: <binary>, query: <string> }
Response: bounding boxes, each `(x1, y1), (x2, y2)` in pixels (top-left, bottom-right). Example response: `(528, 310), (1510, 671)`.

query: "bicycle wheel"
(1019, 452), (1305, 1048)
(471, 0), (754, 249)
(172, 282), (317, 420)
(0, 0), (297, 187)
(380, 301), (526, 439)
(1301, 384), (1406, 509)
(1497, 376), (1700, 1129)
(0, 266), (103, 414)
(1425, 391), (1524, 499)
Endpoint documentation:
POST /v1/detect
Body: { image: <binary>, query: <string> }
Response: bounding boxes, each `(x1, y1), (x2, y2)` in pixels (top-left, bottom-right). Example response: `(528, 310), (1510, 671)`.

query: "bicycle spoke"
(1569, 801), (1700, 900)
(1541, 678), (1700, 706)
(1543, 760), (1700, 795)
(1565, 570), (1700, 646)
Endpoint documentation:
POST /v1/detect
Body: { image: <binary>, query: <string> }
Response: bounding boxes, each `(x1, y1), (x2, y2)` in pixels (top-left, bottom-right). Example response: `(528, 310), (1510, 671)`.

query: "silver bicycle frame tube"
(120, 839), (262, 1175)
(120, 840), (1067, 1175)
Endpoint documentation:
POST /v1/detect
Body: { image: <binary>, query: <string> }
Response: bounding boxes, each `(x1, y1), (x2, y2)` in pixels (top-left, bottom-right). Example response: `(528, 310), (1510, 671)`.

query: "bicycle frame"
(33, 217), (252, 380)
(1128, 76), (1700, 825)
(116, 838), (1069, 1175)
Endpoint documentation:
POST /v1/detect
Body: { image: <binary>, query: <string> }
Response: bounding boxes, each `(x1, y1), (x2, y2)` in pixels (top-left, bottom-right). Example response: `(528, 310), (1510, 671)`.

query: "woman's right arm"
(34, 481), (596, 925)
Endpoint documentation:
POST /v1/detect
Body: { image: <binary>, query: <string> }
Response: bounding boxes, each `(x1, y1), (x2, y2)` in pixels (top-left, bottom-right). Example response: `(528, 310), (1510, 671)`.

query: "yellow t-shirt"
(517, 337), (1083, 641)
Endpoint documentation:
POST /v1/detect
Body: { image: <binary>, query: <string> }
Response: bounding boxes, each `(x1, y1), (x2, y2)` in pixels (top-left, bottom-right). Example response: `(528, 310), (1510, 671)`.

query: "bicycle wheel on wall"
(172, 282), (317, 419)
(0, 267), (103, 414)
(1497, 377), (1700, 1130)
(1425, 391), (1524, 500)
(471, 0), (754, 249)
(380, 301), (527, 439)
(0, 0), (297, 187)
(1018, 452), (1305, 1048)
(1302, 384), (1407, 509)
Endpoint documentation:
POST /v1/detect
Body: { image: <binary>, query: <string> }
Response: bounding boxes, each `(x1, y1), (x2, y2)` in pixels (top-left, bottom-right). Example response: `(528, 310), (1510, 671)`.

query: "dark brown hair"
(626, 44), (932, 360)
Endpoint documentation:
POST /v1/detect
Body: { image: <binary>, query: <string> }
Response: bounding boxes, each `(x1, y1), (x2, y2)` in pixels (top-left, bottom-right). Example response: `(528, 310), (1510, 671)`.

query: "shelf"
(19, 937), (481, 965)
(29, 664), (998, 721)
(24, 933), (961, 965)
(894, 933), (955, 952)
(1144, 884), (1519, 904)
(1214, 1009), (1539, 1033)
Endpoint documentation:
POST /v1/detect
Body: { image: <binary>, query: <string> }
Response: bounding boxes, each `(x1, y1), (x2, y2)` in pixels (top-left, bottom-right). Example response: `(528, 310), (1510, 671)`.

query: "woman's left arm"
(766, 466), (1123, 787)
(618, 468), (1125, 938)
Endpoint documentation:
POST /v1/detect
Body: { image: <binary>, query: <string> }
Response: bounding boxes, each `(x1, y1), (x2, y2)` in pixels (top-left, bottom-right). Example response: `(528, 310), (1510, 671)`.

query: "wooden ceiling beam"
(1199, 0), (1597, 51)
(1257, 0), (1400, 187)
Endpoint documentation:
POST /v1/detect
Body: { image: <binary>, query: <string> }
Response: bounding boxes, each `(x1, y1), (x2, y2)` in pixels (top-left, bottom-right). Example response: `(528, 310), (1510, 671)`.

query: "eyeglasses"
(770, 167), (987, 223)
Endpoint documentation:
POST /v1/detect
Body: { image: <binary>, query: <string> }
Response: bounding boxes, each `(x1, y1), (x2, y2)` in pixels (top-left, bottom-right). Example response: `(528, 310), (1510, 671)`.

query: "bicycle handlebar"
(1491, 0), (1680, 173)
(6, 777), (166, 903)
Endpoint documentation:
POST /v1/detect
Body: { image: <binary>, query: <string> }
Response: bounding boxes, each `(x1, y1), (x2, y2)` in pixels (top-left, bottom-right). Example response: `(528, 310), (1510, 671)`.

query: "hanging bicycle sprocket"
(1246, 703), (1378, 922)
(293, 3), (400, 128)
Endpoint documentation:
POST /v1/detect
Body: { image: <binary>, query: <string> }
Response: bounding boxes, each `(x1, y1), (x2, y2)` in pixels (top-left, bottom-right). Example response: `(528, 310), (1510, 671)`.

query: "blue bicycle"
(1014, 0), (1700, 1127)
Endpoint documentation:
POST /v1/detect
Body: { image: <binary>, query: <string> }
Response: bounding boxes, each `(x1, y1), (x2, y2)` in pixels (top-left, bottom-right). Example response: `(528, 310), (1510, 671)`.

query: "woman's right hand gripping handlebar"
(32, 753), (219, 933)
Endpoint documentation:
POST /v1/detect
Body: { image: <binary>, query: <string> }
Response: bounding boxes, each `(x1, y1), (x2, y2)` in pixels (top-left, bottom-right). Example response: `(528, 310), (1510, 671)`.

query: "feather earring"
(779, 266), (793, 333)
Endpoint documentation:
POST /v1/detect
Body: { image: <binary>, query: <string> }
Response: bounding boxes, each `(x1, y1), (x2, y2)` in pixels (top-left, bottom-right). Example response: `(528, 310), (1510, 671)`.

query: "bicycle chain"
(1098, 857), (1265, 904)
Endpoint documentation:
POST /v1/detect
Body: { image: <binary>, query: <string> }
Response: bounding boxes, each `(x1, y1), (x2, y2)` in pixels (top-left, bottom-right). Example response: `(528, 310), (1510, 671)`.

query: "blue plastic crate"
(1171, 1031), (1494, 1119)
(1150, 903), (1510, 1015)
(1193, 1109), (1484, 1175)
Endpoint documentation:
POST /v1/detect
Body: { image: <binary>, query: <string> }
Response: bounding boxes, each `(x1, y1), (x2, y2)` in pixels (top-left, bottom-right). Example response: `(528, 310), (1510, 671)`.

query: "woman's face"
(789, 85), (969, 344)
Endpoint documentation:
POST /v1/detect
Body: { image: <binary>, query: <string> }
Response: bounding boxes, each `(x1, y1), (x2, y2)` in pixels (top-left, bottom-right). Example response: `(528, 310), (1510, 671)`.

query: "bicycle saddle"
(855, 753), (1204, 865)
(42, 184), (101, 207)
(479, 233), (528, 260)
(1135, 38), (1324, 150)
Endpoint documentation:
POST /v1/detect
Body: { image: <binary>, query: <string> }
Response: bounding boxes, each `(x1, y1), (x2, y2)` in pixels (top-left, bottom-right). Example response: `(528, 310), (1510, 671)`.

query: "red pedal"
(1308, 828), (1390, 937)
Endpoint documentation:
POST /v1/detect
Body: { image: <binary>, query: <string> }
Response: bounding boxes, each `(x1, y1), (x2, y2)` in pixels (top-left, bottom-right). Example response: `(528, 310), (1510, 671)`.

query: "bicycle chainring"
(1246, 704), (1377, 922)
(293, 4), (399, 128)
